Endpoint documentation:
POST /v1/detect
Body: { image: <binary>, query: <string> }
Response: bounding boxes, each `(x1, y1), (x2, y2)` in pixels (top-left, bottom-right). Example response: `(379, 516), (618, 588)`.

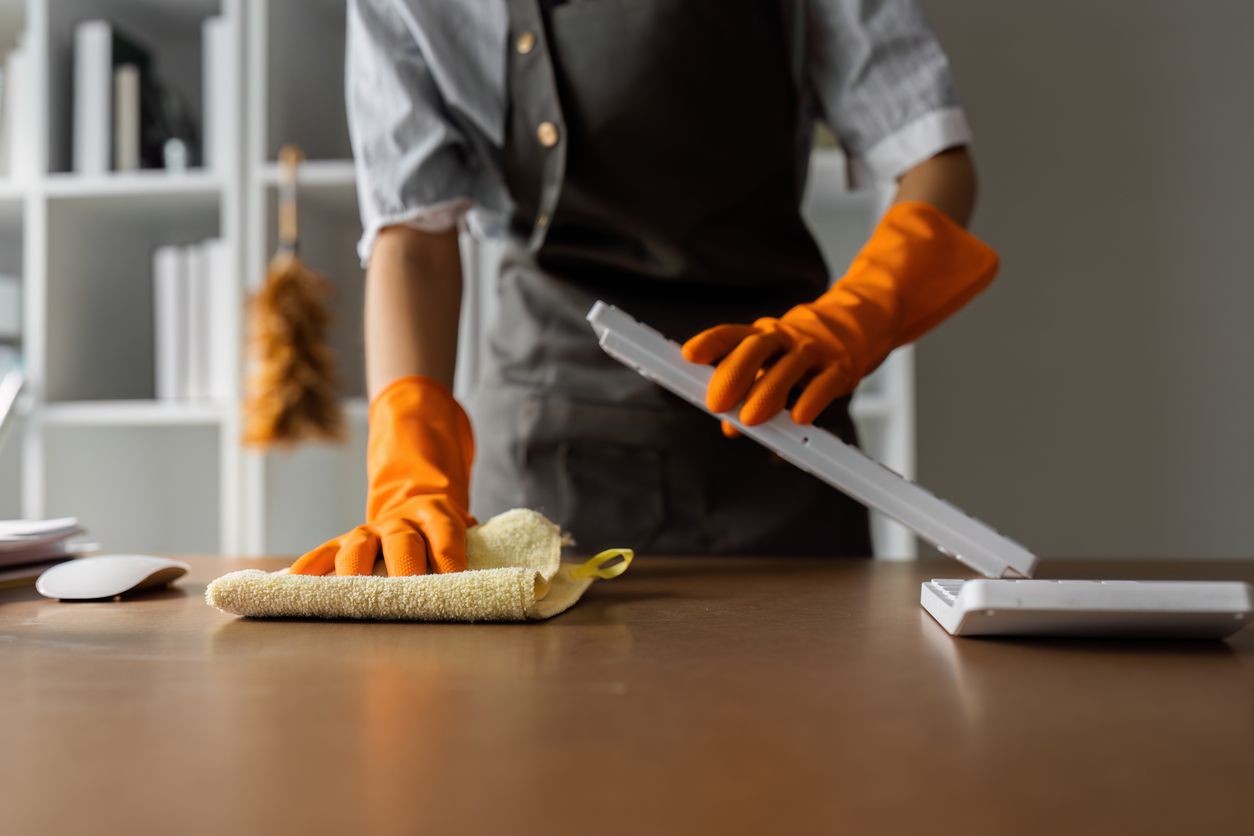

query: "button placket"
(506, 0), (566, 250)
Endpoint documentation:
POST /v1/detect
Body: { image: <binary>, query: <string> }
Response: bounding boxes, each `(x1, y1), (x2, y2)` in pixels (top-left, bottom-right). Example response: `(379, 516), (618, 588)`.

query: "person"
(288, 0), (999, 578)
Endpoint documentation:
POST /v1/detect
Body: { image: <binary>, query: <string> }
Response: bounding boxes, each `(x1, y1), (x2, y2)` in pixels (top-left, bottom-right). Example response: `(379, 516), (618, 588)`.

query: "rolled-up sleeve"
(807, 0), (971, 187)
(347, 0), (491, 264)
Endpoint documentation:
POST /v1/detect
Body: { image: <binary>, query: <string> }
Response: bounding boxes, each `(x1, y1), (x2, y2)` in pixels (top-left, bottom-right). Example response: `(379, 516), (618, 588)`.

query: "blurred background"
(918, 0), (1254, 558)
(0, 0), (1250, 559)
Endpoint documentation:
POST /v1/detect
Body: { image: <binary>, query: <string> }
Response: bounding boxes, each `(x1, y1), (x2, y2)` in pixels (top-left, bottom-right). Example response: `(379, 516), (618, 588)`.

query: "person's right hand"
(287, 375), (476, 577)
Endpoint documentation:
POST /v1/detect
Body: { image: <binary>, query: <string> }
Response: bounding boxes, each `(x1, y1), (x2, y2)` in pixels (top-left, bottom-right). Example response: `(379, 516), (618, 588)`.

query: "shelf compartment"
(262, 0), (351, 162)
(43, 422), (220, 553)
(45, 0), (226, 175)
(45, 191), (221, 402)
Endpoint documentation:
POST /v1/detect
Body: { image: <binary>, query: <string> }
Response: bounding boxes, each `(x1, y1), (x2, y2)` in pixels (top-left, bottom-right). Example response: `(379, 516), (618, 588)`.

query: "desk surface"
(2, 556), (1252, 836)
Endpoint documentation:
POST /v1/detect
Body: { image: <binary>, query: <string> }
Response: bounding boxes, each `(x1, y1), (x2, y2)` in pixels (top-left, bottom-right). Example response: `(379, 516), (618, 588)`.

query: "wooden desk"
(1, 556), (1251, 836)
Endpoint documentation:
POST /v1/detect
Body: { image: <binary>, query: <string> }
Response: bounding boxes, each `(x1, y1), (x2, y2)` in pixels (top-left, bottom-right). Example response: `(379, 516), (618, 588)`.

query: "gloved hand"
(288, 375), (476, 576)
(683, 201), (999, 436)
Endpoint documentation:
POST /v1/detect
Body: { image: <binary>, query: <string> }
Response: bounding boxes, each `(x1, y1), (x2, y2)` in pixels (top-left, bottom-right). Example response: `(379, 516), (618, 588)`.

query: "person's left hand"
(285, 375), (477, 577)
(287, 494), (474, 577)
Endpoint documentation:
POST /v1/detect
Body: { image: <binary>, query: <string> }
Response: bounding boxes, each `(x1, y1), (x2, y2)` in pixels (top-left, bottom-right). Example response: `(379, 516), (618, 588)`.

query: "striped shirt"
(347, 0), (971, 263)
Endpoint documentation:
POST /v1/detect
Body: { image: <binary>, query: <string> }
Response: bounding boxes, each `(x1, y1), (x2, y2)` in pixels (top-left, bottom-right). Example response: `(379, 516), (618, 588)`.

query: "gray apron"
(471, 0), (872, 557)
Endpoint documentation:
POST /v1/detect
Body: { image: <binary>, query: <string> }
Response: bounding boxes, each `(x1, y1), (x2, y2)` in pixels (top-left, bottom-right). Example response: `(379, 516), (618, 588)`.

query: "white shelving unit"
(3, 0), (916, 558)
(5, 0), (244, 555)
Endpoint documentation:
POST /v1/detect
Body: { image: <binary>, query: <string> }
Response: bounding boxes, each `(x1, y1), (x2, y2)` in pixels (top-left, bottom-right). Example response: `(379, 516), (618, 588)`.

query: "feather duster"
(242, 145), (344, 446)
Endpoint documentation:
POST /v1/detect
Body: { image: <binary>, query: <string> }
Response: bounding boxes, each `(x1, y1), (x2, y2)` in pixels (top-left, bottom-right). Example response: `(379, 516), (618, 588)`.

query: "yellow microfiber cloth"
(205, 508), (631, 622)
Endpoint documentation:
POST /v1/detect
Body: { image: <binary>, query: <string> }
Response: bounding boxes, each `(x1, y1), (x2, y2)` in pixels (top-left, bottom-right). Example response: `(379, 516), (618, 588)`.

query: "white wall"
(917, 0), (1254, 557)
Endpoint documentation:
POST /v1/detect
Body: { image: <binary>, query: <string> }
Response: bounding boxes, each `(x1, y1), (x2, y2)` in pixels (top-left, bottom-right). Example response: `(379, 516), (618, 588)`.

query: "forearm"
(781, 147), (992, 394)
(364, 226), (464, 400)
(891, 146), (977, 227)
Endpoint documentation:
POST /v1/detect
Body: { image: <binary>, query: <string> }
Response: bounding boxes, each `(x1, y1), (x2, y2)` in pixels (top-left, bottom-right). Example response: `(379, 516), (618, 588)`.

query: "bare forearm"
(364, 226), (463, 399)
(891, 146), (978, 227)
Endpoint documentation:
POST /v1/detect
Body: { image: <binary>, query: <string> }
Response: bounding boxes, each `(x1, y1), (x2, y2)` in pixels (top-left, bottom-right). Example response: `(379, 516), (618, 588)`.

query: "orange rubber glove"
(288, 375), (476, 576)
(683, 201), (999, 436)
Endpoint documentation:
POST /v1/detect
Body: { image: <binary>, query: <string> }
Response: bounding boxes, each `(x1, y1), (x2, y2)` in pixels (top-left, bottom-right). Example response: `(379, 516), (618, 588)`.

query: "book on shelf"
(112, 64), (141, 172)
(73, 20), (152, 175)
(153, 239), (235, 403)
(201, 16), (229, 173)
(153, 245), (187, 401)
(186, 241), (211, 399)
(203, 239), (235, 399)
(0, 36), (32, 181)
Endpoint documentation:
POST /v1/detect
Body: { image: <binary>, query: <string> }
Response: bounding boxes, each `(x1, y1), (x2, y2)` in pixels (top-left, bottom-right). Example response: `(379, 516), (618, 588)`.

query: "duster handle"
(277, 145), (304, 255)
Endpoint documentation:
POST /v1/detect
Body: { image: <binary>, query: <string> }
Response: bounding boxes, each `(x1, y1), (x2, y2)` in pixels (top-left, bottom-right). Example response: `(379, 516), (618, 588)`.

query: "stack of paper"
(153, 238), (235, 401)
(0, 518), (88, 564)
(0, 518), (96, 588)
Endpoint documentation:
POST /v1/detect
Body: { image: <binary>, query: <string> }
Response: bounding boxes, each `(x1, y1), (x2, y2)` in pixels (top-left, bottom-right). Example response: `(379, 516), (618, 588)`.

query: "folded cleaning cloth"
(205, 508), (632, 622)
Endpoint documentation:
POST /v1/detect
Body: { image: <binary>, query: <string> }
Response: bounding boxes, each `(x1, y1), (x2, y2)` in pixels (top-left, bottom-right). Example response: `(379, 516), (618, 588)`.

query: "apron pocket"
(554, 438), (668, 554)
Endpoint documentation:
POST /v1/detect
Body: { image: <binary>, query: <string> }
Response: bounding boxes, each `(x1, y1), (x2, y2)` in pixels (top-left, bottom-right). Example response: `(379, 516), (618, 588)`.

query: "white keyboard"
(584, 302), (1254, 641)
(586, 302), (1038, 579)
(922, 579), (1254, 638)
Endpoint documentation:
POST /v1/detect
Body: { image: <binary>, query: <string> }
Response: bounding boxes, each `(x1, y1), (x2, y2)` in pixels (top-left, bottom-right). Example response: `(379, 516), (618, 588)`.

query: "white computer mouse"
(35, 555), (191, 601)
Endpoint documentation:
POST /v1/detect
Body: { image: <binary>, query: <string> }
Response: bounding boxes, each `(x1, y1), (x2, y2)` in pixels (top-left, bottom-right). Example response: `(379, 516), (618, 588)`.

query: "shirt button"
(516, 31), (537, 54)
(536, 212), (550, 230)
(536, 121), (559, 148)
